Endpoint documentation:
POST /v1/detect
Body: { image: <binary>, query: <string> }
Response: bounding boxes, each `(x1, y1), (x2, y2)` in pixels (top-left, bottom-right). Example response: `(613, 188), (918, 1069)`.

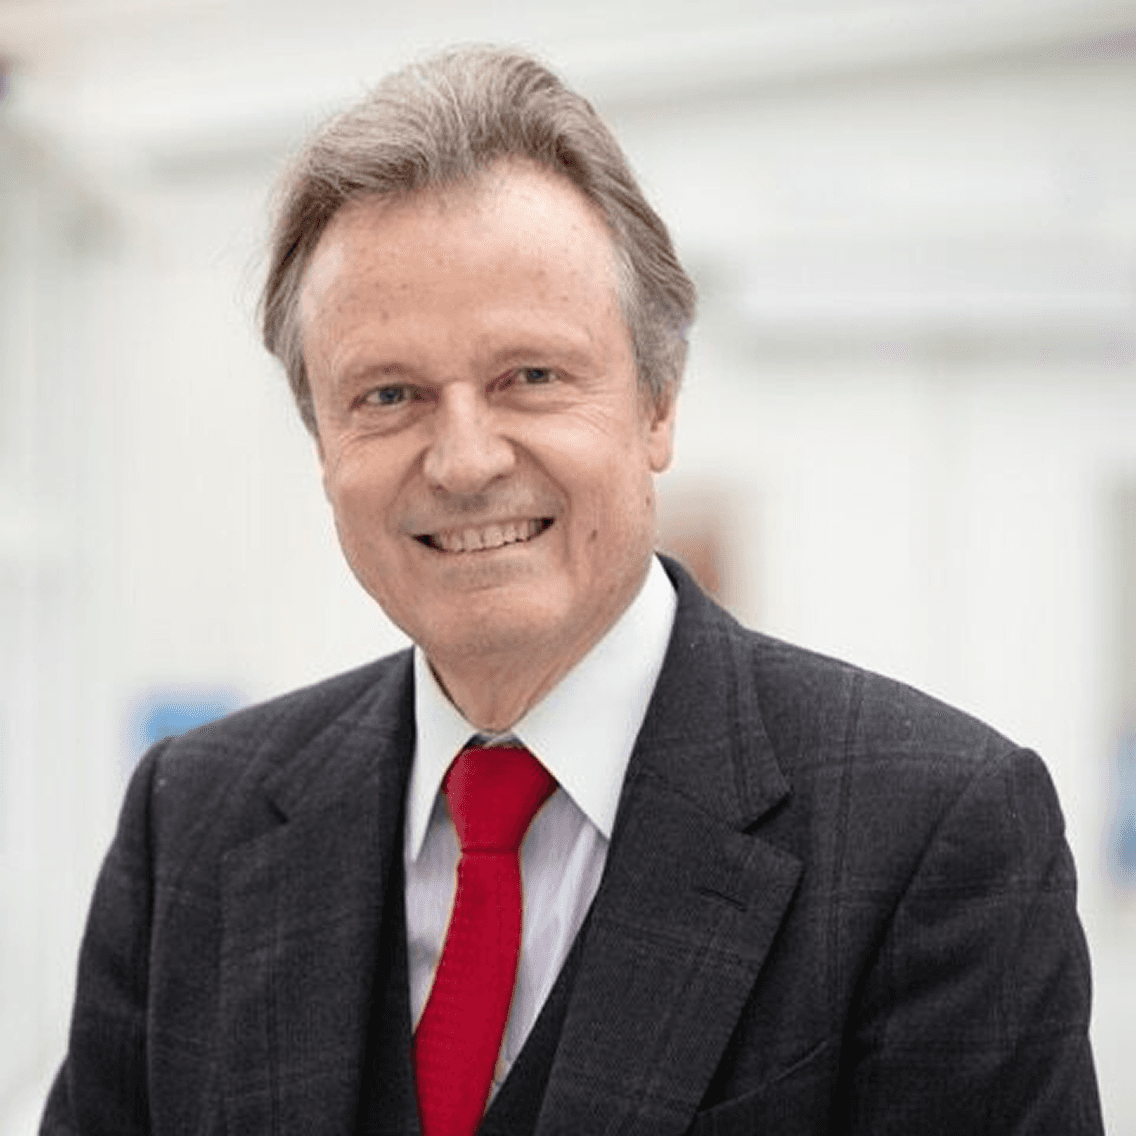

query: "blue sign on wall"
(127, 688), (242, 777)
(1112, 733), (1136, 886)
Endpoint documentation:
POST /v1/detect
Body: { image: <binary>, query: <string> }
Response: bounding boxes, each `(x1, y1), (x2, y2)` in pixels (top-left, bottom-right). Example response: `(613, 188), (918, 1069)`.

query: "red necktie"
(412, 745), (557, 1136)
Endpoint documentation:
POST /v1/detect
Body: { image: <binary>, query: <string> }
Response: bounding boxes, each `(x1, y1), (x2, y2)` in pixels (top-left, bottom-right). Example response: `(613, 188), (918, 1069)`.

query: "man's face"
(300, 161), (674, 689)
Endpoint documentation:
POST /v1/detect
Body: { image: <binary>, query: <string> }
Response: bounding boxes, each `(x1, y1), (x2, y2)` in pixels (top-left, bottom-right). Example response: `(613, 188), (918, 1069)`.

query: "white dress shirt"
(404, 555), (677, 1093)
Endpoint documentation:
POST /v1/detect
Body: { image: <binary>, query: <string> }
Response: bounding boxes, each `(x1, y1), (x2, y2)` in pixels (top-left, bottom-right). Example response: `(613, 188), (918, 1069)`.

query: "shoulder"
(664, 554), (1017, 777)
(152, 648), (412, 775)
(126, 649), (414, 854)
(745, 628), (1018, 779)
(741, 626), (1069, 911)
(740, 629), (1059, 862)
(665, 562), (1075, 948)
(661, 556), (1046, 860)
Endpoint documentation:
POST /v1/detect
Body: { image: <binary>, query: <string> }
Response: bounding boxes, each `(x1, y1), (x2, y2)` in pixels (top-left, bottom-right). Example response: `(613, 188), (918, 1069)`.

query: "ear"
(645, 390), (676, 474)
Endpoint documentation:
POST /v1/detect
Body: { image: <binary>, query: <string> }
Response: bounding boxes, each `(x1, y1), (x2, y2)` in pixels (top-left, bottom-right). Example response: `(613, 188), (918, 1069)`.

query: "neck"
(424, 558), (657, 732)
(428, 644), (586, 734)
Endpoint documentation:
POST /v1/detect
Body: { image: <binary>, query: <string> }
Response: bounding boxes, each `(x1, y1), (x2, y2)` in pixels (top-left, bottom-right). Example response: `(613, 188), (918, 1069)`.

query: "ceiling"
(1, 0), (1133, 184)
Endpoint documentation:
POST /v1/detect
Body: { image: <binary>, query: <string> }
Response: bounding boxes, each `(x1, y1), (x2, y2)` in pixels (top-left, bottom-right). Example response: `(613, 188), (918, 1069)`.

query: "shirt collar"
(406, 555), (677, 860)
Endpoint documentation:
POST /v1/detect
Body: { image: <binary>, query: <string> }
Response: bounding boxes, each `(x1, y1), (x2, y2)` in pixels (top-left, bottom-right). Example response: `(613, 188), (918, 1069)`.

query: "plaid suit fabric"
(42, 559), (1102, 1135)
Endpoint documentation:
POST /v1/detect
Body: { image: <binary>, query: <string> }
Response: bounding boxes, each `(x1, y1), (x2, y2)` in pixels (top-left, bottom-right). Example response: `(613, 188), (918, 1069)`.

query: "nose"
(422, 386), (515, 495)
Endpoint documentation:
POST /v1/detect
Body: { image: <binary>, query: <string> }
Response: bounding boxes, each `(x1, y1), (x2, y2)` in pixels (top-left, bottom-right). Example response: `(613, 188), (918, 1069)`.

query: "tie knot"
(443, 745), (556, 853)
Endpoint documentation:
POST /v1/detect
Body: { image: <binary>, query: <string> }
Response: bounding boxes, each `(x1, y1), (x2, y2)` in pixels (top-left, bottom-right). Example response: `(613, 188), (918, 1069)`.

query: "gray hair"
(260, 45), (696, 434)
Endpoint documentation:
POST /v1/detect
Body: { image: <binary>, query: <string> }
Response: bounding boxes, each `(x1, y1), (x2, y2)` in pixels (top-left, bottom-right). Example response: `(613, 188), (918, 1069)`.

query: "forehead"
(299, 162), (624, 331)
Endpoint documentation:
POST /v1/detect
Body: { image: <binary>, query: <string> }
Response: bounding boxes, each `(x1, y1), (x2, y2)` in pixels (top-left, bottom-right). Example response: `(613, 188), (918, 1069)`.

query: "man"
(43, 46), (1102, 1135)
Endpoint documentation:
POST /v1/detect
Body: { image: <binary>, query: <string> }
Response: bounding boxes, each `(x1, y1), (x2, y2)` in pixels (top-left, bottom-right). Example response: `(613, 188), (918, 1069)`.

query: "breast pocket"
(685, 1038), (835, 1135)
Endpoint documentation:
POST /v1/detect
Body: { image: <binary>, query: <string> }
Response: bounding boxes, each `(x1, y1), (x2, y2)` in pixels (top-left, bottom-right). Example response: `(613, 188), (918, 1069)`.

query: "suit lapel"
(218, 655), (417, 1136)
(537, 563), (803, 1135)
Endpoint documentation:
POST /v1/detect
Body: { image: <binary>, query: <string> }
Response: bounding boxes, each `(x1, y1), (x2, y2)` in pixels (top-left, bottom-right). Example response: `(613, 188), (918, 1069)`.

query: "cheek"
(587, 466), (658, 555)
(325, 478), (400, 576)
(326, 451), (393, 522)
(327, 477), (366, 538)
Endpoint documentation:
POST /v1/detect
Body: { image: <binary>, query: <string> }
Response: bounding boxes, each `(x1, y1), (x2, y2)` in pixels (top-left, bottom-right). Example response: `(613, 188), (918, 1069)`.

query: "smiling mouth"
(415, 517), (554, 553)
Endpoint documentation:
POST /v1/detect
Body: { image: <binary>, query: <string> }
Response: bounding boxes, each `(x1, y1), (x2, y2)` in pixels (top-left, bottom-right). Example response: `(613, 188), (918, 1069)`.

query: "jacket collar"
(620, 555), (790, 832)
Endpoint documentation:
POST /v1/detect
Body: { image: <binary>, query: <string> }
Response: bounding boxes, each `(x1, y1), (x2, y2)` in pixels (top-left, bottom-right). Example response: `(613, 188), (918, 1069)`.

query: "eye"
(491, 366), (559, 394)
(361, 384), (412, 407)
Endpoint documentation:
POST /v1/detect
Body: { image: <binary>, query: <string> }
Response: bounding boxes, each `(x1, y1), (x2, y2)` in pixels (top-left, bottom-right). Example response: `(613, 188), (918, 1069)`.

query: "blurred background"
(1, 0), (1135, 1131)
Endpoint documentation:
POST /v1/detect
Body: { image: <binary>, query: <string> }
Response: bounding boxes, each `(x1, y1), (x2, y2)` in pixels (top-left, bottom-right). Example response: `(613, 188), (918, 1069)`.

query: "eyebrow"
(486, 343), (596, 374)
(333, 330), (602, 393)
(479, 324), (604, 373)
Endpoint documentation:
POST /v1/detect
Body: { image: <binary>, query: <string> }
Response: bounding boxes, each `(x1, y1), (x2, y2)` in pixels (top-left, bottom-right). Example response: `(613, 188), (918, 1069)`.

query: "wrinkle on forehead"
(301, 159), (620, 304)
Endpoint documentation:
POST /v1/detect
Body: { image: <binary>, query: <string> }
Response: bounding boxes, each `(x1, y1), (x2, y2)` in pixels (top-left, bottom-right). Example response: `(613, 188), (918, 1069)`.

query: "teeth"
(429, 518), (545, 553)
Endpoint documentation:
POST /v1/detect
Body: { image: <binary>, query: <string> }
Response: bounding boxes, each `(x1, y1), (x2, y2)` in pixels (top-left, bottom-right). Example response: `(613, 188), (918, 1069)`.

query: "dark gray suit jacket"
(42, 559), (1102, 1134)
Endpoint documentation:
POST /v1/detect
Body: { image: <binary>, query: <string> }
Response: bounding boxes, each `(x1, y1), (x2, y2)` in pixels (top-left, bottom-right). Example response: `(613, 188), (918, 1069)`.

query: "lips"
(417, 517), (553, 553)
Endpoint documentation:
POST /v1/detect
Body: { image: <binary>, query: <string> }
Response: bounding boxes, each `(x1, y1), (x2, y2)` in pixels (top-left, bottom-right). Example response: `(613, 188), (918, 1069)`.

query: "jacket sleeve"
(40, 743), (167, 1136)
(843, 746), (1103, 1135)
